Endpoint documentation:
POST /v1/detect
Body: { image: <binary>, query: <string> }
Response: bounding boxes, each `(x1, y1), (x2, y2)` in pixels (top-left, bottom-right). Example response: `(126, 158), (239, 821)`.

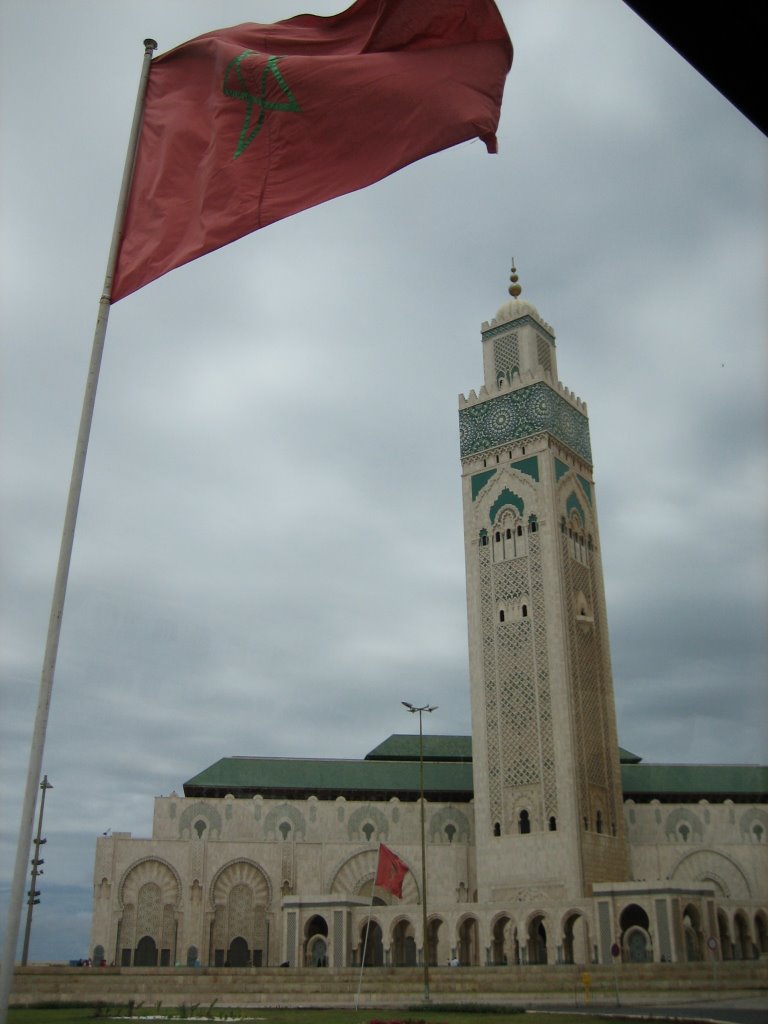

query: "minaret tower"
(459, 263), (629, 903)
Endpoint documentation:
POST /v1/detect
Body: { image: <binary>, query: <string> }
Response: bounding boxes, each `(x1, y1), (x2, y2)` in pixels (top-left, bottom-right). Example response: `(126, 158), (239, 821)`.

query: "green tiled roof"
(365, 734), (472, 762)
(619, 747), (642, 764)
(184, 755), (473, 801)
(183, 737), (766, 803)
(620, 763), (768, 800)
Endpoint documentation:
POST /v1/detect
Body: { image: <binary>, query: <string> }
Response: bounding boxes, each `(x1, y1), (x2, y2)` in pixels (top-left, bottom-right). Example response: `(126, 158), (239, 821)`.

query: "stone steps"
(12, 961), (767, 1008)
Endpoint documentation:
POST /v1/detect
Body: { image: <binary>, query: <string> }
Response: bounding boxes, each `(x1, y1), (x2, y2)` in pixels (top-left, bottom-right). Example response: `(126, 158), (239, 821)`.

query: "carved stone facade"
(90, 274), (766, 969)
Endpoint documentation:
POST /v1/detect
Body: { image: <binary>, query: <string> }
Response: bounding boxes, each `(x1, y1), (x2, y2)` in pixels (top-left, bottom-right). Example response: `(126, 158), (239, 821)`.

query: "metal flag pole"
(354, 849), (380, 1010)
(21, 776), (53, 965)
(402, 701), (437, 1002)
(0, 39), (157, 1024)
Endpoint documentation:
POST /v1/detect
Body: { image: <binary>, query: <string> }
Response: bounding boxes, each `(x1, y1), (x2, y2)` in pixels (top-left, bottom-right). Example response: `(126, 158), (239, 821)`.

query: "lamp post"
(21, 776), (53, 966)
(402, 701), (437, 1002)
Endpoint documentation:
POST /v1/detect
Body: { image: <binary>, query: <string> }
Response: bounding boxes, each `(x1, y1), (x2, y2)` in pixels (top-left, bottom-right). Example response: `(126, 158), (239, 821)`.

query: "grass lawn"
(8, 1009), (608, 1024)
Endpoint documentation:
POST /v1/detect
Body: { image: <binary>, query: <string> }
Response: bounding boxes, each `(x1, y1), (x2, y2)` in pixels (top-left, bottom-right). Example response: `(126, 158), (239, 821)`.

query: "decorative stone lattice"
(479, 521), (556, 830)
(348, 804), (389, 842)
(227, 883), (253, 938)
(211, 860), (271, 909)
(665, 808), (704, 843)
(740, 808), (768, 842)
(119, 858), (181, 912)
(263, 803), (306, 841)
(494, 332), (519, 379)
(429, 806), (471, 844)
(136, 882), (161, 938)
(178, 802), (222, 840)
(558, 507), (625, 843)
(161, 904), (175, 949)
(536, 335), (552, 373)
(670, 849), (752, 900)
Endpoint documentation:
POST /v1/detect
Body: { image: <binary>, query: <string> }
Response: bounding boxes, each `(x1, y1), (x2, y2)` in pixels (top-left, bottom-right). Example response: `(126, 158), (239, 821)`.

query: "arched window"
(493, 822), (501, 837)
(596, 810), (603, 834)
(278, 821), (292, 841)
(194, 819), (207, 839)
(521, 604), (528, 618)
(548, 816), (557, 831)
(499, 609), (505, 623)
(518, 810), (530, 835)
(362, 822), (374, 842)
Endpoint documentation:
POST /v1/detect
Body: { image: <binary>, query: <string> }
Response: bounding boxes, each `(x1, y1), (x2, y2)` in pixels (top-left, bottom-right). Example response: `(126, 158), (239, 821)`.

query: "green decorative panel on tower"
(510, 456), (539, 481)
(471, 468), (497, 501)
(566, 491), (586, 527)
(577, 474), (592, 505)
(459, 382), (592, 464)
(489, 487), (524, 524)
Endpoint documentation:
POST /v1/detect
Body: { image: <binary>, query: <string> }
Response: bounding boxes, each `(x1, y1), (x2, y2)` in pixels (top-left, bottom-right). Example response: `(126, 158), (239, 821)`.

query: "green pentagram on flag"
(223, 51), (301, 159)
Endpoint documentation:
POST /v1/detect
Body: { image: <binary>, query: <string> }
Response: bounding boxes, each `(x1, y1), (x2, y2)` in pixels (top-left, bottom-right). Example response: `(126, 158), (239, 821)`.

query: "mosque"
(90, 269), (767, 971)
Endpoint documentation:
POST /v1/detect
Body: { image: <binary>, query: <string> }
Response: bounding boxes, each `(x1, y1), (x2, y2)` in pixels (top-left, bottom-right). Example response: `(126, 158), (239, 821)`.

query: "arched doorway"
(134, 935), (158, 966)
(527, 915), (547, 964)
(717, 909), (732, 960)
(209, 860), (270, 968)
(755, 911), (768, 956)
(118, 860), (180, 968)
(305, 915), (328, 967)
(682, 904), (703, 962)
(186, 945), (199, 967)
(458, 917), (479, 965)
(427, 917), (446, 966)
(491, 915), (511, 965)
(562, 913), (589, 965)
(392, 919), (417, 966)
(227, 936), (250, 966)
(620, 904), (652, 963)
(360, 921), (383, 966)
(308, 937), (327, 967)
(734, 911), (752, 960)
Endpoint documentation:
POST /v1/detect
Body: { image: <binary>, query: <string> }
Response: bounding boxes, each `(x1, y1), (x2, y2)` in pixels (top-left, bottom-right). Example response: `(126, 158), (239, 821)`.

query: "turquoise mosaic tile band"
(482, 315), (554, 343)
(459, 382), (592, 464)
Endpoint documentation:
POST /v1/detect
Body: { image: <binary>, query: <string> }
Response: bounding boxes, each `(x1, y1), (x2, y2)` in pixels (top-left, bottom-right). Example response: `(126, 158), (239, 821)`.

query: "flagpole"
(354, 847), (380, 1010)
(0, 38), (157, 1024)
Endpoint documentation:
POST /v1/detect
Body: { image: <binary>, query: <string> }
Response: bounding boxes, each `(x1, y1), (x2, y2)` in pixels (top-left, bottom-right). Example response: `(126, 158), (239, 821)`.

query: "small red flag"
(112, 0), (512, 301)
(374, 843), (409, 898)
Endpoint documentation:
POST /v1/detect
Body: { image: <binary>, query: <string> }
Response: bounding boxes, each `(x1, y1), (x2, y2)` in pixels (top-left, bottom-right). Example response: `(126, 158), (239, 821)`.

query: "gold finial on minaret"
(508, 258), (522, 298)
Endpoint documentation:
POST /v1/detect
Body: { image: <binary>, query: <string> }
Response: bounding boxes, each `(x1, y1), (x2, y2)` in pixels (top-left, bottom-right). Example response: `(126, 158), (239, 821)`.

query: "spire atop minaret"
(492, 257), (543, 329)
(508, 259), (522, 299)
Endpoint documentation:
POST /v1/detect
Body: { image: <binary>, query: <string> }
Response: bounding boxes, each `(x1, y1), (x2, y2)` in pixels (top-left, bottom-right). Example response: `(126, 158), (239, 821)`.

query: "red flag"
(374, 843), (409, 898)
(112, 0), (512, 301)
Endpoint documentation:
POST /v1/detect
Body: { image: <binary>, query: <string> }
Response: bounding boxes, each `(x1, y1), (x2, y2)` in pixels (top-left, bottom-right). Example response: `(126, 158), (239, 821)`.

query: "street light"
(21, 776), (53, 966)
(402, 702), (437, 1002)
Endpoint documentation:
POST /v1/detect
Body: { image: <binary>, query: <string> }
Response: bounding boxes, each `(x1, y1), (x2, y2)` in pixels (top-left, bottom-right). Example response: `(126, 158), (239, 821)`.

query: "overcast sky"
(1, 0), (766, 963)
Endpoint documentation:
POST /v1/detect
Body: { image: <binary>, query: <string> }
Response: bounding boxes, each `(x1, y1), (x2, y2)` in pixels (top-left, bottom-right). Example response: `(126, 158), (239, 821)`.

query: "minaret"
(459, 263), (629, 903)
